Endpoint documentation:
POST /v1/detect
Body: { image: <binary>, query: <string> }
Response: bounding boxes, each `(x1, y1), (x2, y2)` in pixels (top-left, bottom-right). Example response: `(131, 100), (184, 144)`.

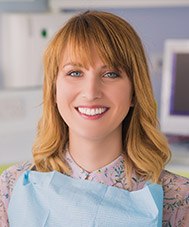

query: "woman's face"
(56, 47), (133, 142)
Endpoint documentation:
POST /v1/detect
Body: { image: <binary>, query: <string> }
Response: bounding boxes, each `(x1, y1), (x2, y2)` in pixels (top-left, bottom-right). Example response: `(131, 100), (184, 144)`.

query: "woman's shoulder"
(0, 161), (32, 195)
(160, 169), (189, 196)
(0, 161), (32, 226)
(160, 169), (189, 226)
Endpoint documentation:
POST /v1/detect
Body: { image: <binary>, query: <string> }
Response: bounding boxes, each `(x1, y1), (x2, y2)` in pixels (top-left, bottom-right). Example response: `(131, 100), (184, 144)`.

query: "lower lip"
(76, 109), (108, 120)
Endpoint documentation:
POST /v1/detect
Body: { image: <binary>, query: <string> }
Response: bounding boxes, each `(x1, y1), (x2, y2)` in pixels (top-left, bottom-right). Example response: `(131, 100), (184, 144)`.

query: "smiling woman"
(0, 10), (189, 227)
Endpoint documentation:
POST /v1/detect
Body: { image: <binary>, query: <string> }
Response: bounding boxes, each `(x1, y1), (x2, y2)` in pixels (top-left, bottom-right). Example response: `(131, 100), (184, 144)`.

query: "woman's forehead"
(59, 43), (124, 70)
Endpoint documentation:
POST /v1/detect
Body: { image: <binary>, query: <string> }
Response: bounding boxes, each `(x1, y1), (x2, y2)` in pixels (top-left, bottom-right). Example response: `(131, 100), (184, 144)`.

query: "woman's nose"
(81, 77), (102, 101)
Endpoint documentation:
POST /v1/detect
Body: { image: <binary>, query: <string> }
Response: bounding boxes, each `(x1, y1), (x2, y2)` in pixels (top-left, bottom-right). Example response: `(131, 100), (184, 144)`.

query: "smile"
(75, 106), (109, 118)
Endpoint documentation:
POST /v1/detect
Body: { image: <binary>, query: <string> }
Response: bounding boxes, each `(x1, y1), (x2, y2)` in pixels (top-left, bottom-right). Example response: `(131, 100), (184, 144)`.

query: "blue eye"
(67, 71), (82, 77)
(104, 72), (119, 79)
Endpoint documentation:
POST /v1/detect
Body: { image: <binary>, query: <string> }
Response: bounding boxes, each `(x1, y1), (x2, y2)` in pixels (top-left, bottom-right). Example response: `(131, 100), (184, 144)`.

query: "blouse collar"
(64, 151), (126, 188)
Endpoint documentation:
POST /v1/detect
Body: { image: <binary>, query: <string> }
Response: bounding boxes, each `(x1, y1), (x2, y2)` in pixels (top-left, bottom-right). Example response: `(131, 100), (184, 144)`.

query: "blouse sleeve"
(161, 170), (189, 227)
(0, 162), (32, 227)
(0, 175), (8, 227)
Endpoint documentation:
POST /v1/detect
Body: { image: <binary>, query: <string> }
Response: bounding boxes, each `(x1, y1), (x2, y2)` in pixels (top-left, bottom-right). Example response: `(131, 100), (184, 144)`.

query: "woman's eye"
(104, 72), (120, 79)
(67, 71), (82, 77)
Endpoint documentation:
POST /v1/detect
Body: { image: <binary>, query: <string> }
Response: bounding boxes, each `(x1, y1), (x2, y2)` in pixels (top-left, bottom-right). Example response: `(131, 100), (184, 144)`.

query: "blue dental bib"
(8, 170), (163, 227)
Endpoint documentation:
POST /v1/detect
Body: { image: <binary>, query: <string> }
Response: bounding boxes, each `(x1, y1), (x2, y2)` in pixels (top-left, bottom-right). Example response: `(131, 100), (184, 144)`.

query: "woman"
(0, 10), (188, 227)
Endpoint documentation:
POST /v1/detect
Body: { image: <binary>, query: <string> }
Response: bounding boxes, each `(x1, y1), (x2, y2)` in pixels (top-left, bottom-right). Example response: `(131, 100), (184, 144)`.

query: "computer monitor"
(160, 39), (189, 136)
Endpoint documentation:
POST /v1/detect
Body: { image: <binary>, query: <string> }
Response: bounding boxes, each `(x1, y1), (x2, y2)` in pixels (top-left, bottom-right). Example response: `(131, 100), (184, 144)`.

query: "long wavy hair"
(32, 10), (171, 186)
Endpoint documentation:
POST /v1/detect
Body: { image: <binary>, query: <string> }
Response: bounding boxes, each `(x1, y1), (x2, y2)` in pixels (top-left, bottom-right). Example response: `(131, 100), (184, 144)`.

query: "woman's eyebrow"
(61, 63), (120, 71)
(62, 62), (83, 69)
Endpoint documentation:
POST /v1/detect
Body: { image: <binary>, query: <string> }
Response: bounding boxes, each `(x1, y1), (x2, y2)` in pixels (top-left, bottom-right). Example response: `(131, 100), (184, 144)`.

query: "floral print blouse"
(0, 152), (189, 227)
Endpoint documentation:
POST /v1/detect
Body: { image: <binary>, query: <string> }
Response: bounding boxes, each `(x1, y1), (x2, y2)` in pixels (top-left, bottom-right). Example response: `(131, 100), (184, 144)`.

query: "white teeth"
(78, 107), (107, 116)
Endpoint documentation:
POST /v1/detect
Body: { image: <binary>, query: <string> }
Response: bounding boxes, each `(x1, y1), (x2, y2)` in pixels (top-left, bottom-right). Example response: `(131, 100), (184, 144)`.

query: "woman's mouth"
(75, 106), (109, 119)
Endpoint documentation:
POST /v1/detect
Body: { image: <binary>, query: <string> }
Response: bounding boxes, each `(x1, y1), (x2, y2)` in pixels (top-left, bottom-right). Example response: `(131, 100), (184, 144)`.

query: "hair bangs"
(59, 14), (130, 73)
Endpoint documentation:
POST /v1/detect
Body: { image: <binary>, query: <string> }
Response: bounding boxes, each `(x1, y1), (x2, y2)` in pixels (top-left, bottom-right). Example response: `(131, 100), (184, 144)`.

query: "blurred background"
(0, 0), (189, 176)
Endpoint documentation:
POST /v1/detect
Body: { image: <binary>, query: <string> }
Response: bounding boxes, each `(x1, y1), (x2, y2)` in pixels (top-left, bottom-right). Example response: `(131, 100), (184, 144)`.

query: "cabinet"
(49, 0), (189, 12)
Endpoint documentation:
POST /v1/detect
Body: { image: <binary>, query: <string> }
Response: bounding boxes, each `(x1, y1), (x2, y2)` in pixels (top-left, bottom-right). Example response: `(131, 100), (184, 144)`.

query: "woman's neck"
(68, 131), (123, 172)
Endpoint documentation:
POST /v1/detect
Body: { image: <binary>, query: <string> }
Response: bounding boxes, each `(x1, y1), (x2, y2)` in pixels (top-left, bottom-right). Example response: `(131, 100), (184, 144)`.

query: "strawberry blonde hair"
(32, 11), (171, 186)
